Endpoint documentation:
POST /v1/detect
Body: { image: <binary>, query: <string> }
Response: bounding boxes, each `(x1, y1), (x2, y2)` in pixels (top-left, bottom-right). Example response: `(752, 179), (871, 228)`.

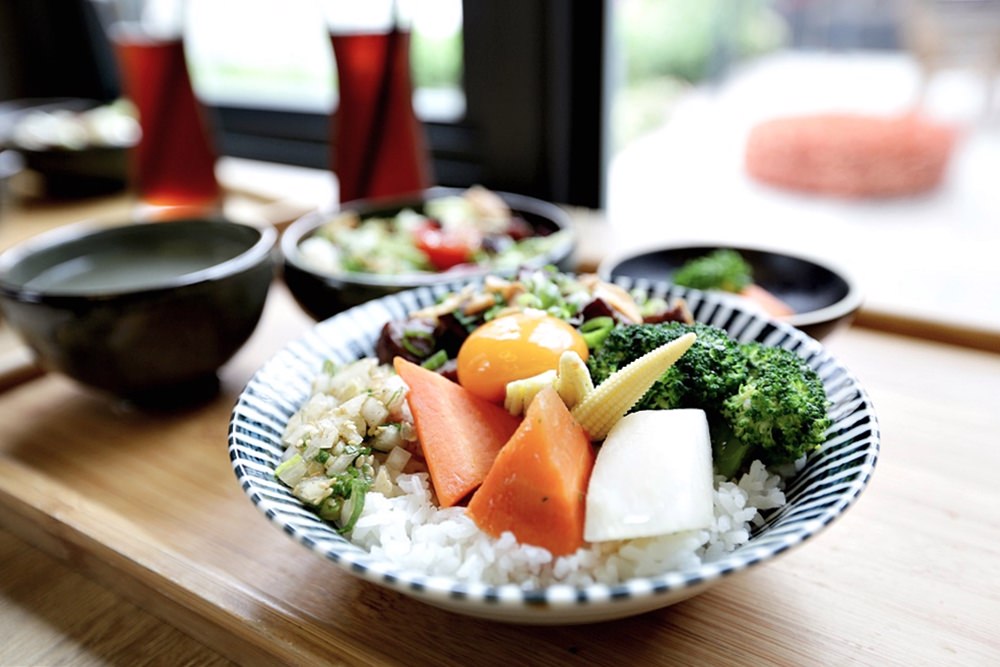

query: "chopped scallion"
(580, 316), (615, 349)
(421, 350), (448, 371)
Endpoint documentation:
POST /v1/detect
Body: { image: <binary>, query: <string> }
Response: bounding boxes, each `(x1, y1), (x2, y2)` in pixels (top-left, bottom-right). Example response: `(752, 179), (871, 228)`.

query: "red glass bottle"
(329, 18), (433, 202)
(113, 33), (220, 211)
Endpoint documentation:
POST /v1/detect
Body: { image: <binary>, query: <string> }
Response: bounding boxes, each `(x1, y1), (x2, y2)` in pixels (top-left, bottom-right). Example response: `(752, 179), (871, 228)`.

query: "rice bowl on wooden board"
(228, 274), (879, 624)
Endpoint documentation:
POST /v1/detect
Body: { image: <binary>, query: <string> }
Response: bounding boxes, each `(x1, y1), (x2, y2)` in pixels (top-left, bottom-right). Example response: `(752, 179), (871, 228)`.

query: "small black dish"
(599, 244), (863, 340)
(0, 218), (276, 404)
(0, 149), (23, 216)
(17, 144), (128, 198)
(0, 98), (134, 199)
(281, 187), (576, 321)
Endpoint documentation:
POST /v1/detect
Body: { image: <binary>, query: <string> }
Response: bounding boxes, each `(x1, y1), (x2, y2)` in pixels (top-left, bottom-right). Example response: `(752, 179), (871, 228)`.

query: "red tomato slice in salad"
(413, 223), (481, 271)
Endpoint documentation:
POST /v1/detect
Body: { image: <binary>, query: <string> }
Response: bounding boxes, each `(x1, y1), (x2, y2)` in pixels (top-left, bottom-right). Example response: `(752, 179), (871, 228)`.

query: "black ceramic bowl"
(599, 244), (863, 341)
(0, 218), (276, 404)
(18, 143), (129, 198)
(0, 149), (23, 217)
(281, 188), (576, 321)
(1, 98), (134, 198)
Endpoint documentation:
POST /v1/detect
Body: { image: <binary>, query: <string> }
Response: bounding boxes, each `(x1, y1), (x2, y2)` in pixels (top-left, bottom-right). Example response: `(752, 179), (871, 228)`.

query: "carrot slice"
(394, 357), (521, 507)
(467, 385), (595, 556)
(740, 283), (795, 318)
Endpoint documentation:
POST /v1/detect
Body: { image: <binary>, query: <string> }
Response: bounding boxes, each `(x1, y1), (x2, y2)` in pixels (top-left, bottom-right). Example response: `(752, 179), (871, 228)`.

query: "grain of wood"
(0, 297), (997, 666)
(1, 194), (998, 665)
(0, 528), (233, 667)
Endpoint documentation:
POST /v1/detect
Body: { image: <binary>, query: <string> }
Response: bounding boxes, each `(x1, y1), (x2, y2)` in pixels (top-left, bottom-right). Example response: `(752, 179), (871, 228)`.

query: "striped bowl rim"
(228, 276), (879, 623)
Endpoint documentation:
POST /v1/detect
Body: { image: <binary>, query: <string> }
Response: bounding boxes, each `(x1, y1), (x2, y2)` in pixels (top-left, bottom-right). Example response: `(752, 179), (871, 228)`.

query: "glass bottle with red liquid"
(324, 1), (433, 203)
(103, 0), (221, 217)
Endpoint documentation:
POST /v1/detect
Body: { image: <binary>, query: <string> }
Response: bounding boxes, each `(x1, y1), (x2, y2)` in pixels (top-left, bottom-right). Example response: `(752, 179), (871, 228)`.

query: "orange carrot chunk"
(740, 283), (795, 319)
(394, 357), (521, 507)
(467, 385), (595, 556)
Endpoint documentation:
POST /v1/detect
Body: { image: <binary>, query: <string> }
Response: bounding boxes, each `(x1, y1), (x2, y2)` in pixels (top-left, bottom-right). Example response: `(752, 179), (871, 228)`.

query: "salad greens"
(297, 187), (570, 276)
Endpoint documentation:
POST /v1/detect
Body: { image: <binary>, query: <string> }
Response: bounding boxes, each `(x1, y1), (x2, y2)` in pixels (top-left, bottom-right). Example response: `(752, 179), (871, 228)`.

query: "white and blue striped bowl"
(228, 277), (879, 624)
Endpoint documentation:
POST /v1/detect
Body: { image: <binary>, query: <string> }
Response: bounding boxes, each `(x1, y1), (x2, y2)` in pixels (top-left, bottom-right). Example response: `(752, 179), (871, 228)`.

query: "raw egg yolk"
(456, 311), (589, 403)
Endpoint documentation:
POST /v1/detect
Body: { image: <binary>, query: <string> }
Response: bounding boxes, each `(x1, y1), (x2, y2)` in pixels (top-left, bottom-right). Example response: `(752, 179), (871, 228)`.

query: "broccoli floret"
(589, 321), (832, 479)
(705, 414), (753, 480)
(720, 342), (831, 470)
(673, 249), (753, 293)
(588, 322), (748, 412)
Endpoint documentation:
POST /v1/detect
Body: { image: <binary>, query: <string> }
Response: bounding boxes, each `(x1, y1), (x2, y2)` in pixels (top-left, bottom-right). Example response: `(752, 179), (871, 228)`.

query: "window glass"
(184, 0), (464, 120)
(609, 0), (787, 155)
(608, 0), (916, 157)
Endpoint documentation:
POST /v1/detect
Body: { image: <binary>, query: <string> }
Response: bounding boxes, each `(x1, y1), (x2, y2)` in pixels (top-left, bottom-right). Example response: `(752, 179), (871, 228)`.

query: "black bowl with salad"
(1, 98), (138, 198)
(281, 186), (576, 320)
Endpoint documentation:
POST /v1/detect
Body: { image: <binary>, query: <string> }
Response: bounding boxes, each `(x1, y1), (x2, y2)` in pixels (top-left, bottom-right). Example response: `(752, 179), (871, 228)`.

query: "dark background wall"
(0, 0), (119, 102)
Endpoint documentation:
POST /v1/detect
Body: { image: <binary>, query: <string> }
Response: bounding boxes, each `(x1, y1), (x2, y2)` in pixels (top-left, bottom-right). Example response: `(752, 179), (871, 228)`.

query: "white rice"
(282, 358), (790, 588)
(348, 460), (786, 588)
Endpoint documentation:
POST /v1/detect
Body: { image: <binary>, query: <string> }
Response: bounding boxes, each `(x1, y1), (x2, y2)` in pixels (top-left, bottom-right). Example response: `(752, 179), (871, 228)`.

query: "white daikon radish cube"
(584, 409), (715, 542)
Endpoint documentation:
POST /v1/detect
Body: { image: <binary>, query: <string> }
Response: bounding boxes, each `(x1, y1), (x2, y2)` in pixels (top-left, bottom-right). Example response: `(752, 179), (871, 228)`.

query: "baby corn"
(504, 370), (557, 416)
(571, 332), (697, 441)
(503, 351), (594, 415)
(554, 350), (594, 409)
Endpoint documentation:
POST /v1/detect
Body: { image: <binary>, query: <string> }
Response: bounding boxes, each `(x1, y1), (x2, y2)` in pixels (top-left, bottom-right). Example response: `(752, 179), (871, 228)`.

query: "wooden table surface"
(1, 190), (998, 666)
